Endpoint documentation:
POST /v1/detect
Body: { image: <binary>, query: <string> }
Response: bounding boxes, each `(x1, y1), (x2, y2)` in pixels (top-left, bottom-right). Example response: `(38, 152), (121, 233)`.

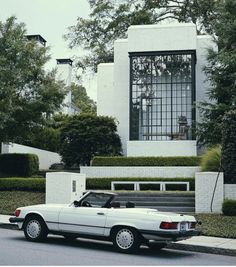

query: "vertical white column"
(56, 59), (73, 115)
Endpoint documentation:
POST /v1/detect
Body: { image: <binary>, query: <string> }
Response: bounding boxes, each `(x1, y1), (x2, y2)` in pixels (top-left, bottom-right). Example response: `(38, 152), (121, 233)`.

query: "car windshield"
(80, 193), (113, 208)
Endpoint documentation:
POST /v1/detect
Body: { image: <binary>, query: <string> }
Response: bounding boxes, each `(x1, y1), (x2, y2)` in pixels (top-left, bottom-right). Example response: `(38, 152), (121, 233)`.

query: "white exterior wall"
(128, 24), (197, 52)
(46, 172), (85, 204)
(1, 142), (61, 170)
(97, 63), (115, 117)
(224, 184), (236, 200)
(80, 166), (200, 178)
(127, 141), (197, 157)
(113, 40), (129, 155)
(195, 172), (224, 213)
(195, 36), (216, 123)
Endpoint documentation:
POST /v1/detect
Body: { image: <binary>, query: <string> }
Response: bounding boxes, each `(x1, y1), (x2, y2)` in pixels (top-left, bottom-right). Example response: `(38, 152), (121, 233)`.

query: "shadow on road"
(10, 234), (193, 260)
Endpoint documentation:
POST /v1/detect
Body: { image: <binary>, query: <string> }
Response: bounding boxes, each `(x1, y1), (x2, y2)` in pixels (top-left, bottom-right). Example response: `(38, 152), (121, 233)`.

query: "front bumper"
(140, 229), (200, 241)
(9, 217), (24, 223)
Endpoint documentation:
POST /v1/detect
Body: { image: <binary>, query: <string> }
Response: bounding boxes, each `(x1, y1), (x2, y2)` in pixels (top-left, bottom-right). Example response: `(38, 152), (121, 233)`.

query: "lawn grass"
(0, 190), (235, 239)
(0, 191), (45, 215)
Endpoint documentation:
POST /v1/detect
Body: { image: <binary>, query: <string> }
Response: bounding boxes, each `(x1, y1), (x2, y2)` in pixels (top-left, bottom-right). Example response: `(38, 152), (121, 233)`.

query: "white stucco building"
(97, 23), (215, 157)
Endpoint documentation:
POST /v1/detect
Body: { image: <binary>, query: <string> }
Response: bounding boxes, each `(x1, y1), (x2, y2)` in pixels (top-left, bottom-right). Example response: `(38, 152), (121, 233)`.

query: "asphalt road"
(0, 228), (235, 266)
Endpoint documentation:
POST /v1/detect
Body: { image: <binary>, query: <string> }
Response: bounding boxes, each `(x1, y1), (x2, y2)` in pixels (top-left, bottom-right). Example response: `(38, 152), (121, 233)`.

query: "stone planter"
(195, 172), (224, 213)
(224, 184), (236, 200)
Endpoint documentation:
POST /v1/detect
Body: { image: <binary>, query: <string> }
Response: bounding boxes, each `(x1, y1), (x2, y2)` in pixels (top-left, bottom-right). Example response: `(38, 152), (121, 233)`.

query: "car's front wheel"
(24, 215), (48, 242)
(111, 227), (141, 253)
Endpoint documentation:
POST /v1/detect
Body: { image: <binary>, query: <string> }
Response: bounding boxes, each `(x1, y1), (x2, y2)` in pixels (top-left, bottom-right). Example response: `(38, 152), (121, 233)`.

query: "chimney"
(26, 34), (47, 47)
(56, 58), (73, 114)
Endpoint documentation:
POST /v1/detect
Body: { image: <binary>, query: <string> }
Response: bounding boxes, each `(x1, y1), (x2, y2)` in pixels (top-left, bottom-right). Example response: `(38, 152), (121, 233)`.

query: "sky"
(1, 0), (98, 100)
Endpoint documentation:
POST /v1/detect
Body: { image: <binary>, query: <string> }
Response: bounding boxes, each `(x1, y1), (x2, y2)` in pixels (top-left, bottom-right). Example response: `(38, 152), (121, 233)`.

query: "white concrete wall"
(113, 40), (129, 155)
(196, 36), (216, 123)
(1, 142), (61, 170)
(224, 184), (236, 200)
(46, 172), (85, 204)
(128, 24), (197, 52)
(97, 63), (115, 117)
(80, 166), (200, 178)
(195, 172), (224, 213)
(127, 140), (197, 156)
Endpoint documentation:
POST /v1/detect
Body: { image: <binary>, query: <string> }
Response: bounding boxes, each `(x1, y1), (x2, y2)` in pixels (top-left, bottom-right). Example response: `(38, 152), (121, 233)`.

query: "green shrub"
(222, 199), (236, 216)
(201, 146), (221, 172)
(86, 177), (195, 191)
(92, 156), (201, 167)
(0, 154), (39, 177)
(222, 110), (236, 183)
(0, 178), (45, 192)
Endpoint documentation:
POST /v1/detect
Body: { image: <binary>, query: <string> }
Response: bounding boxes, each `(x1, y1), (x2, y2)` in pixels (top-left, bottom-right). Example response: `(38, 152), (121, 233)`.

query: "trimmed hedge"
(86, 177), (195, 191)
(92, 156), (201, 167)
(222, 199), (236, 216)
(0, 177), (195, 192)
(0, 153), (39, 177)
(0, 178), (45, 192)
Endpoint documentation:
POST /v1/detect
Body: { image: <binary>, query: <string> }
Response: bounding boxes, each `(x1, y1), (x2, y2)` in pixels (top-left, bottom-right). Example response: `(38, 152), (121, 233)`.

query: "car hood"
(19, 203), (69, 211)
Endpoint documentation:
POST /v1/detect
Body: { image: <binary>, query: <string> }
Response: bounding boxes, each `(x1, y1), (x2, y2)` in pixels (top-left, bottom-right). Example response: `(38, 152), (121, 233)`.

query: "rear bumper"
(9, 217), (24, 223)
(140, 229), (200, 241)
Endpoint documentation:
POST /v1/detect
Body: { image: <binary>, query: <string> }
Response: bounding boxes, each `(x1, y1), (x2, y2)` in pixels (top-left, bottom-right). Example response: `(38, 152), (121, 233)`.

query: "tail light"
(160, 221), (178, 229)
(15, 209), (21, 217)
(189, 222), (196, 229)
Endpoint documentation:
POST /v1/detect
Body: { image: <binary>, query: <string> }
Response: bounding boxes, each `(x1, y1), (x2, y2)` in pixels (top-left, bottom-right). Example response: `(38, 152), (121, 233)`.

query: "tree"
(71, 83), (96, 114)
(0, 16), (66, 144)
(221, 110), (236, 184)
(65, 0), (222, 72)
(197, 0), (236, 146)
(60, 114), (122, 166)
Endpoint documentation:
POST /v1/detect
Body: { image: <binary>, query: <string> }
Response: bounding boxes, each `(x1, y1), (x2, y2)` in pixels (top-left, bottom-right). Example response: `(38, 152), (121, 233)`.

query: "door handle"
(97, 212), (105, 215)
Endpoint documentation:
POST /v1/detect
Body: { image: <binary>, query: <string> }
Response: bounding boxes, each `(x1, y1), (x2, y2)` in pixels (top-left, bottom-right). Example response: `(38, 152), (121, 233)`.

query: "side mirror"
(74, 200), (80, 207)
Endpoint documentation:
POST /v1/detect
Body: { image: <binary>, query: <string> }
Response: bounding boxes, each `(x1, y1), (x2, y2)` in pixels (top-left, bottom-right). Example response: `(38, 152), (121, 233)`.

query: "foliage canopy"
(221, 110), (236, 184)
(0, 17), (65, 143)
(66, 0), (222, 72)
(71, 83), (96, 114)
(197, 0), (236, 146)
(59, 114), (122, 166)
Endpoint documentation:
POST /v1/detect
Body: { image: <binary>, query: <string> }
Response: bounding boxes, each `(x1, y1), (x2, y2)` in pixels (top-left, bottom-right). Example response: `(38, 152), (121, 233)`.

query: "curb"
(0, 223), (18, 230)
(0, 223), (235, 257)
(168, 243), (236, 257)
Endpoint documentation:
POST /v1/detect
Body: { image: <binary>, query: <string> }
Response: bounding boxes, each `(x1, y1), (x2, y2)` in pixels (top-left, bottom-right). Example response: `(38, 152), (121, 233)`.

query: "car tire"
(148, 242), (167, 250)
(24, 215), (48, 242)
(111, 227), (141, 253)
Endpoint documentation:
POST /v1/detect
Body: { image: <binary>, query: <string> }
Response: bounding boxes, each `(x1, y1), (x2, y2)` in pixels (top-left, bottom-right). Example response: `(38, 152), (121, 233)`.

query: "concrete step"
(115, 196), (195, 203)
(118, 201), (194, 207)
(116, 192), (195, 197)
(114, 191), (195, 213)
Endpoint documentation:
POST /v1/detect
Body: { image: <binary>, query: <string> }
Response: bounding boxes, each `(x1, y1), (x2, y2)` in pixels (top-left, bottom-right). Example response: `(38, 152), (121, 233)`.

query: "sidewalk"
(0, 214), (235, 256)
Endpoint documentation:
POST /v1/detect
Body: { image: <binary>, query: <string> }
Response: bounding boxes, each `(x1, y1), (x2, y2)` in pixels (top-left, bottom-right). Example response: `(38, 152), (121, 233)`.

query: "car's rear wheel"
(111, 227), (141, 253)
(24, 215), (48, 242)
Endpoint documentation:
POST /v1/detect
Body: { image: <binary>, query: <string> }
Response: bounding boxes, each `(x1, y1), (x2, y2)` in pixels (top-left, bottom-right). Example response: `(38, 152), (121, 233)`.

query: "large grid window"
(130, 51), (196, 141)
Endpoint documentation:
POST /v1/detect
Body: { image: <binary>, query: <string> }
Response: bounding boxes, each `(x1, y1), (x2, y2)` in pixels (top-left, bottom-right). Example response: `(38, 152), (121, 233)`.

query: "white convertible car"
(10, 191), (200, 253)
